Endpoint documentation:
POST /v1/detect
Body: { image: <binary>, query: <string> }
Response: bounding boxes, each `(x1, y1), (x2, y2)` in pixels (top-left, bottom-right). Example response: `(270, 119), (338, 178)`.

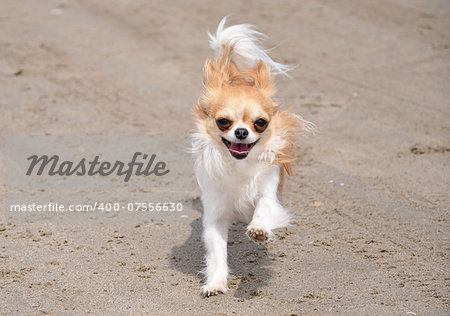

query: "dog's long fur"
(193, 17), (313, 296)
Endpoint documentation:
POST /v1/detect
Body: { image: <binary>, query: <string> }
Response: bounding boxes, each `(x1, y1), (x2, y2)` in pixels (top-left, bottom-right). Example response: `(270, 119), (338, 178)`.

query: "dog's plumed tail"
(207, 16), (293, 76)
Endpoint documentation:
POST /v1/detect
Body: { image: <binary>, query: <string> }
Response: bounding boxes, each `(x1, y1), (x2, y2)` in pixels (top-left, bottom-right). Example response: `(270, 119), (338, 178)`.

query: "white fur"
(194, 17), (294, 297)
(208, 16), (294, 75)
(194, 141), (291, 296)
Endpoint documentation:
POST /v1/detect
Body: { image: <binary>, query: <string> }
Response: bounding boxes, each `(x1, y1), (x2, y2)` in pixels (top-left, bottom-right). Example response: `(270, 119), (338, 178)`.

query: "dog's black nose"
(235, 128), (248, 140)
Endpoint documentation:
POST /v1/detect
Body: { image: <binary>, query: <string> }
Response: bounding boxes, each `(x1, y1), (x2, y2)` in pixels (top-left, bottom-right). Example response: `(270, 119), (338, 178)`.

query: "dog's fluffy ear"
(254, 61), (275, 98)
(197, 60), (223, 117)
(199, 45), (235, 116)
(204, 44), (234, 88)
(203, 60), (225, 91)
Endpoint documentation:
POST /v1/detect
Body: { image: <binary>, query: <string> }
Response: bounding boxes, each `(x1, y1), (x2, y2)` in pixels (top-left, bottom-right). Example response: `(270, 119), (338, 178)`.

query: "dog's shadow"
(170, 198), (274, 299)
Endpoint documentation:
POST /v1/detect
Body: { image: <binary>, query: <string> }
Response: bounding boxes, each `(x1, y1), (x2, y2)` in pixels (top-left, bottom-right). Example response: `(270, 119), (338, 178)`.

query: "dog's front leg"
(201, 203), (230, 296)
(247, 167), (291, 242)
(247, 196), (291, 241)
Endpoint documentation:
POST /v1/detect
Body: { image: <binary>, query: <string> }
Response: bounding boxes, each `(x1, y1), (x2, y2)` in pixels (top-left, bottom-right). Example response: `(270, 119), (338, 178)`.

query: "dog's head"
(194, 46), (313, 172)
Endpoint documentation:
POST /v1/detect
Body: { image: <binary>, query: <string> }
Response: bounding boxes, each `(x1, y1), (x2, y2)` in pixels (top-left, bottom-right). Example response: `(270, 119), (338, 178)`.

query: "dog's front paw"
(246, 227), (268, 242)
(202, 281), (227, 297)
(202, 280), (228, 297)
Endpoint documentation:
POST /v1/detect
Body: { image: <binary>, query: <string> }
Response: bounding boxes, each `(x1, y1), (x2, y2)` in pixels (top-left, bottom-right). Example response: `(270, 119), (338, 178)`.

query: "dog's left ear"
(254, 61), (275, 98)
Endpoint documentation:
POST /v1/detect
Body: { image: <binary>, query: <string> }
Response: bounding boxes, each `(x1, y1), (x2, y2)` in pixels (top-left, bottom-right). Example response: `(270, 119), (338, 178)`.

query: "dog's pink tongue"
(230, 142), (249, 154)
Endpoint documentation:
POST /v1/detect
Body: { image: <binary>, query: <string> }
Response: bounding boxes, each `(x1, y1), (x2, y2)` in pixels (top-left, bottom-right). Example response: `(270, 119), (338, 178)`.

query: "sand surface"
(0, 0), (449, 314)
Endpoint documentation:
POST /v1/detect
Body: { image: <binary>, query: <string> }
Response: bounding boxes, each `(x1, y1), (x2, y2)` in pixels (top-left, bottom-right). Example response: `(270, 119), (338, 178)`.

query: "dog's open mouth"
(222, 138), (258, 159)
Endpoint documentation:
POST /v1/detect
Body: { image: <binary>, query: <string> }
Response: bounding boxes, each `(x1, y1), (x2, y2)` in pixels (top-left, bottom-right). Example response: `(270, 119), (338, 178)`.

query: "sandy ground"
(0, 0), (449, 314)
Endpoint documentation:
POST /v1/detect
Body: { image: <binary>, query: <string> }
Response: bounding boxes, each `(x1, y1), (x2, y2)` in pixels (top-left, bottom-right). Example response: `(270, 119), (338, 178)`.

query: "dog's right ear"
(203, 43), (234, 90)
(203, 59), (226, 92)
(200, 44), (234, 115)
(199, 60), (225, 116)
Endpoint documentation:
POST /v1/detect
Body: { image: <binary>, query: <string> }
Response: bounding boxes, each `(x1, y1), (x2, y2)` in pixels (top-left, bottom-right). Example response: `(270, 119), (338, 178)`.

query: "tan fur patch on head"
(194, 42), (314, 175)
(195, 46), (278, 138)
(196, 43), (276, 118)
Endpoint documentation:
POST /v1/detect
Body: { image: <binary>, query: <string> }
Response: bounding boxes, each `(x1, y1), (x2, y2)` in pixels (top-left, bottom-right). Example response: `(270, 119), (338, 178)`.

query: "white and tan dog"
(192, 17), (313, 296)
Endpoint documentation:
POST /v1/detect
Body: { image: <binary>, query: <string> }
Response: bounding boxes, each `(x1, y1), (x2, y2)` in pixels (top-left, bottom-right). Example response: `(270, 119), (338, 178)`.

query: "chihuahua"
(192, 17), (313, 296)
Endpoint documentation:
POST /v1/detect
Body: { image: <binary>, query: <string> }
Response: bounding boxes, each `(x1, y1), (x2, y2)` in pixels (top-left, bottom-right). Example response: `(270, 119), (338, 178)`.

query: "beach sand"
(0, 0), (449, 314)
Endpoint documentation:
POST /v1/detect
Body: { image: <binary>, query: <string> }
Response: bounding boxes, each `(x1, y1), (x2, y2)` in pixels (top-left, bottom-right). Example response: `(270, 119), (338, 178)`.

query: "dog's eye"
(254, 118), (268, 132)
(216, 118), (232, 131)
